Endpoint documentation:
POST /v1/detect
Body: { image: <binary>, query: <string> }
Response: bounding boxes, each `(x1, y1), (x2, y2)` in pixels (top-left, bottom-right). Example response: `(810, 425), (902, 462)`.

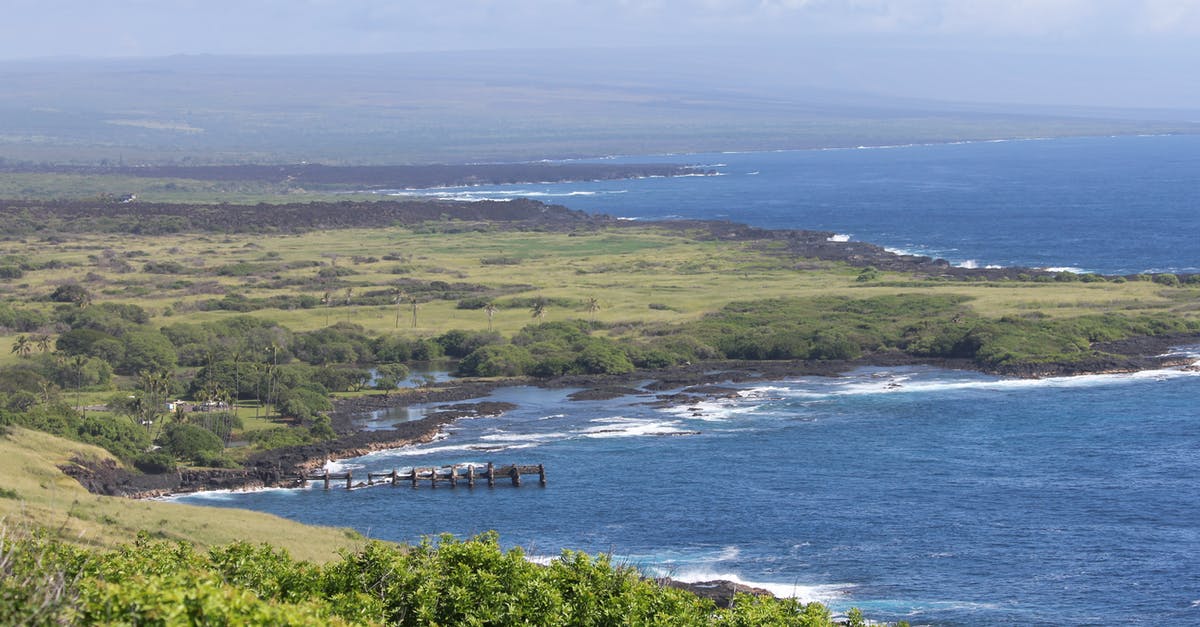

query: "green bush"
(162, 423), (224, 462)
(0, 531), (868, 626)
(134, 451), (177, 474)
(1152, 273), (1180, 287)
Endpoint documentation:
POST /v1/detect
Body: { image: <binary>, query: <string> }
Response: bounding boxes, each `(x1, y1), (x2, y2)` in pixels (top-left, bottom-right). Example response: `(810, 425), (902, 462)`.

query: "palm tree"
(586, 297), (600, 327)
(410, 298), (420, 329)
(231, 349), (242, 410)
(264, 344), (279, 417)
(392, 288), (407, 328)
(137, 369), (173, 437)
(34, 334), (53, 353)
(484, 302), (497, 331)
(11, 335), (31, 358)
(531, 299), (546, 322)
(71, 355), (87, 410)
(321, 290), (332, 326)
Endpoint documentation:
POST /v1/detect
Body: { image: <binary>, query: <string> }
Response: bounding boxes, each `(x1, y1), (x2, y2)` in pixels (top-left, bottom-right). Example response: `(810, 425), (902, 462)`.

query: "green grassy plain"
(2, 225), (1195, 353)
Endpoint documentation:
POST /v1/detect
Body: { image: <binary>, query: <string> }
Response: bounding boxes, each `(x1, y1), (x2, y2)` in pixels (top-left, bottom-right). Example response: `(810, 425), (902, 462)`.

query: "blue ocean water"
(398, 134), (1200, 275)
(180, 363), (1200, 625)
(178, 135), (1200, 625)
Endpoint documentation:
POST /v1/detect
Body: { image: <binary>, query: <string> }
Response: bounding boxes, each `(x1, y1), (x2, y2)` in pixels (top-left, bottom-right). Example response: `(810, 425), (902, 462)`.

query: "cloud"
(1, 0), (1199, 59)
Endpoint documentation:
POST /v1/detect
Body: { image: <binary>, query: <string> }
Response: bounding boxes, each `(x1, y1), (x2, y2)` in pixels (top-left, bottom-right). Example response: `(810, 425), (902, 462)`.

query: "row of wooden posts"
(299, 462), (545, 490)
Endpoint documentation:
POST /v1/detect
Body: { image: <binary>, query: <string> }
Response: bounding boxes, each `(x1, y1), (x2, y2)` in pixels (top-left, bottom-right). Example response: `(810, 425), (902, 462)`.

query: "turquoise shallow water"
(180, 135), (1200, 624)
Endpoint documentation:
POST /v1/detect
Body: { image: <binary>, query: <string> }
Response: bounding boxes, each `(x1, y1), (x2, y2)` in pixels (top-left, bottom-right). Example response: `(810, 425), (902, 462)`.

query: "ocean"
(399, 134), (1200, 275)
(176, 135), (1200, 625)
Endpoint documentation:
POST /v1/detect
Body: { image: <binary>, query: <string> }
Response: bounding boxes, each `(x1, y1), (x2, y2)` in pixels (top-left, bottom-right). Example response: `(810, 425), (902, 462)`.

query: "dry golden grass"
(0, 427), (364, 561)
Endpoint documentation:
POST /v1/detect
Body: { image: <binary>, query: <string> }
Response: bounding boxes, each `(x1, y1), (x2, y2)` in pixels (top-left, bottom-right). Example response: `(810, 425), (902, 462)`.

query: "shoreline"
(92, 337), (1199, 500)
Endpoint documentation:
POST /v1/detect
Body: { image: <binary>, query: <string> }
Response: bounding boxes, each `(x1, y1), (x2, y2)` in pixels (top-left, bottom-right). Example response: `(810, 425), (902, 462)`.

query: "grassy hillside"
(0, 427), (363, 561)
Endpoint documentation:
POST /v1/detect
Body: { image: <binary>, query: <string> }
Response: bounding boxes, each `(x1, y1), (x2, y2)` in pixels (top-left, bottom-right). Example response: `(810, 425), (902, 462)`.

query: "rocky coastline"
(66, 334), (1197, 500)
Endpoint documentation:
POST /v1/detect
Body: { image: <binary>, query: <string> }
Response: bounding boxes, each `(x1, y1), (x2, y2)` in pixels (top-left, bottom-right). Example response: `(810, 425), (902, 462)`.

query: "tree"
(49, 283), (92, 308)
(484, 302), (497, 331)
(531, 298), (546, 322)
(231, 349), (242, 406)
(71, 355), (88, 410)
(119, 330), (178, 374)
(162, 422), (224, 462)
(34, 334), (53, 353)
(11, 334), (31, 358)
(392, 288), (407, 328)
(586, 297), (600, 327)
(410, 298), (420, 329)
(321, 290), (332, 326)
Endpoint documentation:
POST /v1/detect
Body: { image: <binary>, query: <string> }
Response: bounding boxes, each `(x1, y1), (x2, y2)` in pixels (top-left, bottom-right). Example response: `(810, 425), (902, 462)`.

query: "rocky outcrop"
(657, 578), (775, 609)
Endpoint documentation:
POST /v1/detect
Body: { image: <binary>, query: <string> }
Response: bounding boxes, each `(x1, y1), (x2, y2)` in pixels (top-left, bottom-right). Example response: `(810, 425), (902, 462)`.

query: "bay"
(179, 135), (1200, 624)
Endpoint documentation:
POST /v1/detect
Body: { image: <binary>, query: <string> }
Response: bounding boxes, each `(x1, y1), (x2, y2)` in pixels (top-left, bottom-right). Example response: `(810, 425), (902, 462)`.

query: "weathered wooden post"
(410, 467), (419, 488)
(510, 465), (521, 487)
(299, 472), (306, 487)
(538, 464), (546, 486)
(323, 473), (330, 491)
(429, 467), (437, 489)
(390, 468), (398, 486)
(486, 462), (495, 487)
(346, 470), (353, 490)
(448, 465), (457, 487)
(467, 464), (476, 487)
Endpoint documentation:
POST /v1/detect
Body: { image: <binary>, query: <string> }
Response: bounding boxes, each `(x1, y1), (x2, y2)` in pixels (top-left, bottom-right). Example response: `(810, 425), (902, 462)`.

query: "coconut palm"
(410, 298), (420, 329)
(586, 297), (600, 327)
(11, 335), (31, 357)
(484, 302), (497, 331)
(34, 334), (53, 353)
(531, 299), (546, 322)
(137, 369), (173, 437)
(392, 288), (407, 328)
(231, 349), (242, 408)
(71, 355), (87, 410)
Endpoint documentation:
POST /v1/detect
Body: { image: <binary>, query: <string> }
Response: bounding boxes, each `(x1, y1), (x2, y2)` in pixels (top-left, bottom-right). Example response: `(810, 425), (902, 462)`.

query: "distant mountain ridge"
(1, 51), (1195, 165)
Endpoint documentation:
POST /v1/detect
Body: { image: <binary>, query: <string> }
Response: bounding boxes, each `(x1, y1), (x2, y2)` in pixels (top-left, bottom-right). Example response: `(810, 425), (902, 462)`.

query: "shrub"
(162, 423), (224, 462)
(134, 451), (177, 474)
(856, 266), (880, 282)
(1152, 273), (1180, 287)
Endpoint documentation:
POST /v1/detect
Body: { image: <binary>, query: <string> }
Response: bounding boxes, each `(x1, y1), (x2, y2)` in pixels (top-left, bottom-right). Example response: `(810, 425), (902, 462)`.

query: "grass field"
(2, 224), (1197, 364)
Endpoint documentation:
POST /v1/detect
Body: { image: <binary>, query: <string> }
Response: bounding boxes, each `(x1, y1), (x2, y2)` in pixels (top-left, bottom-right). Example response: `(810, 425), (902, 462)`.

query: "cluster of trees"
(0, 531), (873, 626)
(670, 294), (1200, 369)
(5, 288), (1197, 474)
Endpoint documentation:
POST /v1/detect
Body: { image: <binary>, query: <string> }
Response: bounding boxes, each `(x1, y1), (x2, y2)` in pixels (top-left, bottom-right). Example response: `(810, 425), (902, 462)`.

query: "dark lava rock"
(567, 386), (645, 401)
(657, 578), (775, 609)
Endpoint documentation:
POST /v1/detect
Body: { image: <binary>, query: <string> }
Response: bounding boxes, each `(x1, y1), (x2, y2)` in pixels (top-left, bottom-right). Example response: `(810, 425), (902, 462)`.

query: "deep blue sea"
(178, 135), (1200, 625)
(399, 134), (1200, 275)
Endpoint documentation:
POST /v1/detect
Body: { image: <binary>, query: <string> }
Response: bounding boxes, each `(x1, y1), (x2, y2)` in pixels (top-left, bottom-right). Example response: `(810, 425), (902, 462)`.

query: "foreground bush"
(0, 529), (864, 626)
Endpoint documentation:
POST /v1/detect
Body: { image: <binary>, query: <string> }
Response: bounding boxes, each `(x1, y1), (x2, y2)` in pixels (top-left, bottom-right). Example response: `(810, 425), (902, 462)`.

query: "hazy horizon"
(3, 2), (1199, 164)
(3, 1), (1199, 111)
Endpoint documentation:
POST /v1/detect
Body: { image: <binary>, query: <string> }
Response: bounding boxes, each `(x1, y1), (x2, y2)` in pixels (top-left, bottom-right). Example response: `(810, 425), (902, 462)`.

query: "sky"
(3, 0), (1200, 109)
